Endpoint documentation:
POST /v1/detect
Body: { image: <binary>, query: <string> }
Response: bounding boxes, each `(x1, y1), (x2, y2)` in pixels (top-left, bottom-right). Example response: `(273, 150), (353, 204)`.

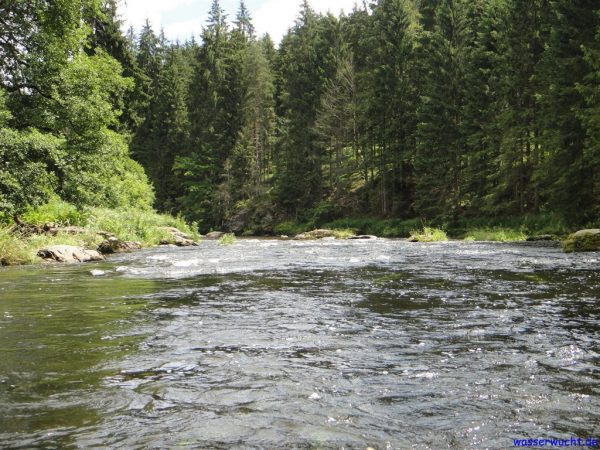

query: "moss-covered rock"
(293, 229), (355, 240)
(562, 229), (600, 253)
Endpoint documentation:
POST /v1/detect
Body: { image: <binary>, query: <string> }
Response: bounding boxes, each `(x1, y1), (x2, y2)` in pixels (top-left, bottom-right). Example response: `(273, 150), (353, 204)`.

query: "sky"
(118, 0), (361, 45)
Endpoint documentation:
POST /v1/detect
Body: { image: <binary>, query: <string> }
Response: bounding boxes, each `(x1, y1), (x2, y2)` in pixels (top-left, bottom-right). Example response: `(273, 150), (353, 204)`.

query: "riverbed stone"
(159, 227), (198, 247)
(562, 229), (600, 253)
(205, 231), (225, 240)
(98, 237), (142, 254)
(293, 229), (338, 240)
(348, 235), (378, 240)
(37, 245), (104, 263)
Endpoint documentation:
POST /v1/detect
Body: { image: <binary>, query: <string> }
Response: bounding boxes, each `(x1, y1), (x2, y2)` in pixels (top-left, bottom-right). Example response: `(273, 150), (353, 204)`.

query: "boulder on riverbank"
(562, 229), (600, 253)
(159, 227), (198, 247)
(204, 231), (225, 240)
(98, 237), (142, 254)
(37, 245), (104, 263)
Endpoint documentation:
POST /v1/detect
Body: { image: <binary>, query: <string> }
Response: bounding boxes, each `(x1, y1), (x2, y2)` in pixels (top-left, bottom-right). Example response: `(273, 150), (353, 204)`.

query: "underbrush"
(447, 214), (570, 238)
(86, 207), (198, 246)
(0, 200), (199, 266)
(322, 218), (421, 237)
(408, 227), (448, 242)
(218, 233), (237, 245)
(462, 228), (528, 242)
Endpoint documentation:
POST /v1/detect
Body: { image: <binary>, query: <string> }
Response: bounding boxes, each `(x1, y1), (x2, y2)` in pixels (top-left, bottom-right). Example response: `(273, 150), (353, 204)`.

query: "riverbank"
(0, 200), (199, 266)
(273, 214), (587, 241)
(3, 206), (598, 266)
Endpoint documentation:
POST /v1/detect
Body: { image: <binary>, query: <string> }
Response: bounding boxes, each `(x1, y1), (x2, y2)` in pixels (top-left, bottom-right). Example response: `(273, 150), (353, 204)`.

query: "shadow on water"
(0, 264), (160, 448)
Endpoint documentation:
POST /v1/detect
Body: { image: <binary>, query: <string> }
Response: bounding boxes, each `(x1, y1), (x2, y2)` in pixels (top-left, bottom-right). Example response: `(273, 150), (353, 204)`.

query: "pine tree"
(415, 0), (471, 220)
(367, 0), (419, 216)
(179, 0), (234, 227)
(275, 1), (326, 215)
(314, 18), (357, 204)
(539, 0), (600, 223)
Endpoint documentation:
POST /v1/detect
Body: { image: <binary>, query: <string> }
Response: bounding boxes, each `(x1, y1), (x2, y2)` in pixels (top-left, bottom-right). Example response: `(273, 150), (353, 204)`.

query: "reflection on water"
(0, 239), (599, 448)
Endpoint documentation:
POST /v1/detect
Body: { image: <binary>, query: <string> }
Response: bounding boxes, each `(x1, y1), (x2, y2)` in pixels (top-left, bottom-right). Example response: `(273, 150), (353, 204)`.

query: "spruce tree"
(415, 0), (471, 220)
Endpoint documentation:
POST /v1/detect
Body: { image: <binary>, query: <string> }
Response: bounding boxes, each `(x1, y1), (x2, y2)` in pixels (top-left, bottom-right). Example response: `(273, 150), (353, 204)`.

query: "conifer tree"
(415, 0), (471, 219)
(539, 0), (600, 223)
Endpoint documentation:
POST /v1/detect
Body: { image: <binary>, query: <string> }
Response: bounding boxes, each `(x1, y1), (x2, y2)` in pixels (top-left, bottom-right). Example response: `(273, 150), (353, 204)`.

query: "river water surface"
(0, 239), (599, 449)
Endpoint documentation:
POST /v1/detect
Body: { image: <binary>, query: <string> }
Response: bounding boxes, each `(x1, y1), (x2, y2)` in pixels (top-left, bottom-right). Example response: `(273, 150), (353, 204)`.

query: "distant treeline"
(2, 1), (599, 232)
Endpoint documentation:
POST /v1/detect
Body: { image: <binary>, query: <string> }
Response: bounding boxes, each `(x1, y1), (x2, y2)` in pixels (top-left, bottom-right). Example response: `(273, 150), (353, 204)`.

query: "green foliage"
(86, 207), (198, 246)
(331, 229), (355, 239)
(448, 214), (570, 238)
(218, 233), (237, 245)
(0, 227), (34, 266)
(273, 221), (307, 236)
(21, 198), (89, 226)
(4, 0), (600, 239)
(409, 227), (448, 243)
(463, 229), (527, 242)
(0, 126), (62, 216)
(323, 218), (421, 238)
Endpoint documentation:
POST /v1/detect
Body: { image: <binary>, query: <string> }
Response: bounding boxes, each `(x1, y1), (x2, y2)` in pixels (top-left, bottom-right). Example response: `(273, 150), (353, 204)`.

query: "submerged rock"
(562, 229), (600, 253)
(98, 237), (142, 254)
(348, 235), (378, 240)
(38, 245), (104, 263)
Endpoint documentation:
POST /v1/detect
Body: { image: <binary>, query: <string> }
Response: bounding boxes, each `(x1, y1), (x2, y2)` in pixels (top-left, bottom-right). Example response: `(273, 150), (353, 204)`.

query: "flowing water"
(0, 239), (599, 449)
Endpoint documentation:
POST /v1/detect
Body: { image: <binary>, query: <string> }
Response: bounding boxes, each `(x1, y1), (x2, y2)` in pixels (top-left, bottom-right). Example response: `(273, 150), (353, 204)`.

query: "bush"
(86, 207), (198, 246)
(0, 227), (33, 265)
(323, 217), (420, 237)
(409, 227), (448, 242)
(463, 228), (527, 242)
(21, 198), (89, 226)
(218, 233), (237, 245)
(274, 221), (307, 237)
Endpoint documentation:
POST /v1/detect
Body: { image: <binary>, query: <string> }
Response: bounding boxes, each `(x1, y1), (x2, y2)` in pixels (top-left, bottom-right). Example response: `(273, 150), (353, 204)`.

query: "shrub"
(409, 227), (448, 242)
(463, 228), (527, 242)
(219, 233), (237, 245)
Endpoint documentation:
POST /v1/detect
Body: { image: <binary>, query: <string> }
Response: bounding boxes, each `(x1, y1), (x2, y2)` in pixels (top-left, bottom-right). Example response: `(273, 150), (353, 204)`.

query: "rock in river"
(562, 229), (600, 253)
(159, 227), (198, 247)
(293, 229), (338, 240)
(38, 245), (105, 263)
(98, 237), (142, 254)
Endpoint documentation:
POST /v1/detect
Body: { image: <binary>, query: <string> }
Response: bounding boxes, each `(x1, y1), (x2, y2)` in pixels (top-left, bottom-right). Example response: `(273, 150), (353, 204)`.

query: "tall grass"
(408, 227), (448, 242)
(86, 207), (198, 246)
(0, 227), (33, 265)
(0, 200), (199, 265)
(463, 228), (528, 242)
(218, 233), (237, 245)
(323, 218), (421, 238)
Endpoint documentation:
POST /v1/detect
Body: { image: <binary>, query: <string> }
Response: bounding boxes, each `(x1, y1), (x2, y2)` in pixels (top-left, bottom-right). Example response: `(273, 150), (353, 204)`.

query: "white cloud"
(164, 18), (206, 41)
(254, 0), (358, 44)
(119, 0), (197, 32)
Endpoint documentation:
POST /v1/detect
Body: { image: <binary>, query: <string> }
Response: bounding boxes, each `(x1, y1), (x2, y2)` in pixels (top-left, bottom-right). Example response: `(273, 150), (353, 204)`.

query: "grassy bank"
(0, 200), (199, 266)
(273, 213), (589, 241)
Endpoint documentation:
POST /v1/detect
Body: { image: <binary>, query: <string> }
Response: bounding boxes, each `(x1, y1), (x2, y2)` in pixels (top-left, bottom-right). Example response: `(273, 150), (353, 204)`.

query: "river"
(0, 239), (598, 449)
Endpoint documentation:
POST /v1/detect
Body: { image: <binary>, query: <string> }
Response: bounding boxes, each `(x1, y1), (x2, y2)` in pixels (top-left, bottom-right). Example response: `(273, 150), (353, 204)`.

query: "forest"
(1, 0), (599, 237)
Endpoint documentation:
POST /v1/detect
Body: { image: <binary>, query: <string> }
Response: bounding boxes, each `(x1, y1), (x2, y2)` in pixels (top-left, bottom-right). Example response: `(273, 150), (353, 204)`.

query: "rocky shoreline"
(3, 222), (599, 267)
